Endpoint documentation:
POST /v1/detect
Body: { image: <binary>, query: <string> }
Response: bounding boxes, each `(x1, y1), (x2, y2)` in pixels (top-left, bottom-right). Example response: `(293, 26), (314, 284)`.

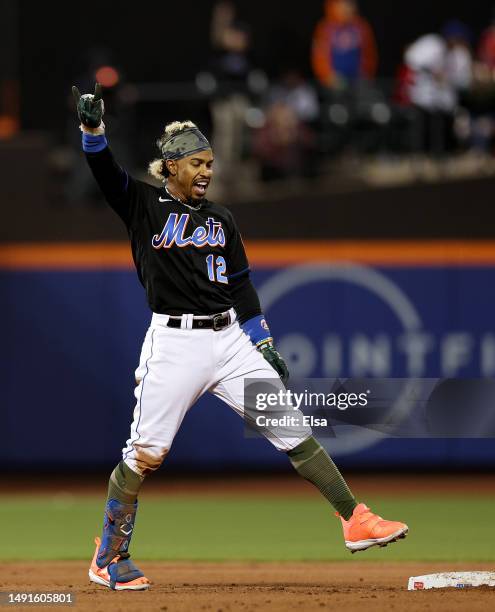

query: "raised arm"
(72, 83), (133, 224)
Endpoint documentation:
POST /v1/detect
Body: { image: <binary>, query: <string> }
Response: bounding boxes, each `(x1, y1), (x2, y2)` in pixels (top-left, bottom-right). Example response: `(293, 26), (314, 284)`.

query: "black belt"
(167, 312), (232, 331)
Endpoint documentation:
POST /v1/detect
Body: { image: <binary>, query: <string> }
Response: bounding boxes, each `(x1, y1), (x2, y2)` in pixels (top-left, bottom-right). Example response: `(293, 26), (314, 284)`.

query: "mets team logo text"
(152, 213), (226, 249)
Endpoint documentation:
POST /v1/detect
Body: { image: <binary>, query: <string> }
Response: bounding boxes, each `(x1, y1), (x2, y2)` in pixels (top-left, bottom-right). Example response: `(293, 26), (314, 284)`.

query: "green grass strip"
(1, 495), (493, 562)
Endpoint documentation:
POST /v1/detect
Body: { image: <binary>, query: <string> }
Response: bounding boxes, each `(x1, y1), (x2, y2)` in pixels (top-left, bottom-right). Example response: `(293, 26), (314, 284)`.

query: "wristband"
(241, 314), (273, 347)
(82, 132), (108, 153)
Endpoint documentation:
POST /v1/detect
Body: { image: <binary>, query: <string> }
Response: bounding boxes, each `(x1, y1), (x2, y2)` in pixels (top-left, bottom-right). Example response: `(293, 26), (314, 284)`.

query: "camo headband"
(160, 128), (211, 160)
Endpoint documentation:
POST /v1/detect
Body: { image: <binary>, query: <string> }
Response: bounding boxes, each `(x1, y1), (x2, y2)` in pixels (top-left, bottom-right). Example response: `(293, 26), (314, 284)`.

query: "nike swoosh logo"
(159, 197), (173, 202)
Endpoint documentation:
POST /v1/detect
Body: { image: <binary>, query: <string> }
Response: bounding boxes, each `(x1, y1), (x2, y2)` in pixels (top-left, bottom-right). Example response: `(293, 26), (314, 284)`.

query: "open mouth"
(192, 180), (209, 197)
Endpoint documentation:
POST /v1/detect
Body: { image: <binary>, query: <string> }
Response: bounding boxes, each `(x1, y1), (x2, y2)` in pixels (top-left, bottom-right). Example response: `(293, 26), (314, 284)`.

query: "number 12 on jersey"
(206, 254), (228, 284)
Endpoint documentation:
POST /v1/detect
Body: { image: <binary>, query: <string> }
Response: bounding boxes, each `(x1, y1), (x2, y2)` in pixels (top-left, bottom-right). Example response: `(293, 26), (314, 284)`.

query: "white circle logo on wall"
(258, 263), (424, 456)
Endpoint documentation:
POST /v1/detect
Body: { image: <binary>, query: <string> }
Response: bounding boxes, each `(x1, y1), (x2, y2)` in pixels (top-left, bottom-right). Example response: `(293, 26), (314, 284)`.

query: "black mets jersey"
(86, 146), (252, 316)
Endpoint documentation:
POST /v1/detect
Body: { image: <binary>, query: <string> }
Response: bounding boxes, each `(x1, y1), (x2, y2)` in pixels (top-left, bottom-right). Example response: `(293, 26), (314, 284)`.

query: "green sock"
(107, 460), (145, 505)
(287, 436), (357, 520)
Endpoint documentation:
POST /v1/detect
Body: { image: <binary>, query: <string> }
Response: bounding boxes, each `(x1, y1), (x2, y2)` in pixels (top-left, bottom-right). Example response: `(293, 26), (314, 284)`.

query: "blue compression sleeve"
(241, 314), (273, 347)
(82, 132), (108, 153)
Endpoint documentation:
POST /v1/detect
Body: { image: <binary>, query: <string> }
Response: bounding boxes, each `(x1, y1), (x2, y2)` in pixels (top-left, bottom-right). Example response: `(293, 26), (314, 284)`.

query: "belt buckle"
(212, 313), (226, 331)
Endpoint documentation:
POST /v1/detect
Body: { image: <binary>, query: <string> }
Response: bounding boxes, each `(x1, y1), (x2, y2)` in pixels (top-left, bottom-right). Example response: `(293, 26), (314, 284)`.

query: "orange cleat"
(89, 537), (151, 591)
(337, 503), (409, 553)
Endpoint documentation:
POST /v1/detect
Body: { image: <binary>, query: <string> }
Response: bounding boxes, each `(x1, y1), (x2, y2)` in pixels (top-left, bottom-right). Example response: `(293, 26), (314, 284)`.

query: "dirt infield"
(2, 561), (494, 612)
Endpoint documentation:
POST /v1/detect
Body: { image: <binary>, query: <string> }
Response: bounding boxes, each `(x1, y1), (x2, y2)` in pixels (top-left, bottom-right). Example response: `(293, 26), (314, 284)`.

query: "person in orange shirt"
(312, 0), (378, 88)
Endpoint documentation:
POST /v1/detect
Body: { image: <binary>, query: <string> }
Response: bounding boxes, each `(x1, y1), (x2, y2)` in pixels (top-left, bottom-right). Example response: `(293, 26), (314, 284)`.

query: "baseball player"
(73, 84), (408, 591)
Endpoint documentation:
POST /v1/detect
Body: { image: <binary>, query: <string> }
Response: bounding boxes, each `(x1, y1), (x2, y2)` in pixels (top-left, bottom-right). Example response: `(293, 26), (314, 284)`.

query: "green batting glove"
(72, 83), (104, 129)
(258, 341), (289, 385)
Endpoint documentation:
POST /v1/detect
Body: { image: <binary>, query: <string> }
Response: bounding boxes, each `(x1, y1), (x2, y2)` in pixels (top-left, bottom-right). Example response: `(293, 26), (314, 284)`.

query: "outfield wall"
(2, 241), (495, 470)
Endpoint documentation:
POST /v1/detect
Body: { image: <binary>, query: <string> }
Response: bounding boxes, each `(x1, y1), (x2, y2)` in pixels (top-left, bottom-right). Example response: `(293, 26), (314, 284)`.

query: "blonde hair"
(148, 120), (198, 182)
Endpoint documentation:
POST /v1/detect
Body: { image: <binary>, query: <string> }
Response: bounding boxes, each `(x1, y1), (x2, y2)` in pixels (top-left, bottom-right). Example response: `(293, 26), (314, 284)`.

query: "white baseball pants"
(122, 310), (312, 476)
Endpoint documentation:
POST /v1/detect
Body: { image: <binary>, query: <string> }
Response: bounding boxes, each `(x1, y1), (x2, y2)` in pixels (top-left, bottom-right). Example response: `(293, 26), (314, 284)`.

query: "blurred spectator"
(405, 35), (455, 111)
(469, 10), (495, 153)
(252, 101), (315, 181)
(265, 69), (319, 124)
(442, 21), (473, 152)
(402, 24), (473, 156)
(403, 34), (456, 154)
(443, 20), (473, 95)
(311, 0), (377, 89)
(209, 0), (251, 183)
